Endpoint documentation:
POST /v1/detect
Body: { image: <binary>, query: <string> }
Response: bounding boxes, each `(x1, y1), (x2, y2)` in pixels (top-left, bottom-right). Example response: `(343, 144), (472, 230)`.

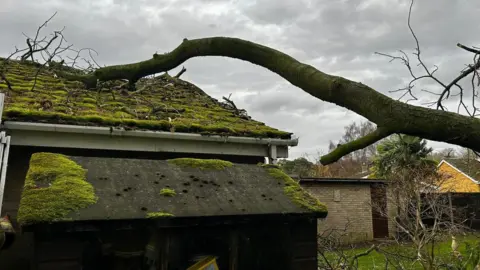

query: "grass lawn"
(319, 234), (480, 269)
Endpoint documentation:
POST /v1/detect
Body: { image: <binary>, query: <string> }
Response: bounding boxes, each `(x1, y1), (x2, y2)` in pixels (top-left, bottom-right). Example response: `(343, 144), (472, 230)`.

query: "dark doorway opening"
(370, 184), (389, 239)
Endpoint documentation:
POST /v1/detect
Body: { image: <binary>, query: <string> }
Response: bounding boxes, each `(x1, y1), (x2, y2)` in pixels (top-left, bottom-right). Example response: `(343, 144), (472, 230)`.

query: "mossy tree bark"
(61, 37), (480, 165)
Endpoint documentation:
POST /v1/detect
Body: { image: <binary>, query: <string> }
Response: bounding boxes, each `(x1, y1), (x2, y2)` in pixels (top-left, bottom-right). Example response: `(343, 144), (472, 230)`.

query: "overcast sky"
(2, 0), (479, 160)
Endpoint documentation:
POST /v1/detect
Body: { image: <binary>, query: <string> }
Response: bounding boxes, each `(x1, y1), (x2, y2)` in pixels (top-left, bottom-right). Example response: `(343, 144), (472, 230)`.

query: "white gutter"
(2, 121), (299, 146)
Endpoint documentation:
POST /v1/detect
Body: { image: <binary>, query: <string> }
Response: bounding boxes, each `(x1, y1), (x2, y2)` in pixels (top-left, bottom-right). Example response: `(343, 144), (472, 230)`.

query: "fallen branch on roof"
(174, 66), (186, 78)
(0, 74), (14, 93)
(53, 36), (480, 165)
(222, 94), (238, 111)
(221, 94), (250, 120)
(151, 106), (185, 115)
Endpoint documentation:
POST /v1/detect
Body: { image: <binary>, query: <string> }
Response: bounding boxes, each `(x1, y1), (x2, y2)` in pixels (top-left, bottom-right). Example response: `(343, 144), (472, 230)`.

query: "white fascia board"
(2, 121), (296, 158)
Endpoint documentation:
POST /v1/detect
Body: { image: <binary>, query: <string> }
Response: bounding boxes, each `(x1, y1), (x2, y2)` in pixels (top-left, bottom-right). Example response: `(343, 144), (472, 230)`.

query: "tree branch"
(174, 66), (186, 78)
(376, 0), (480, 115)
(320, 127), (392, 165)
(51, 36), (480, 165)
(349, 245), (377, 267)
(457, 43), (480, 55)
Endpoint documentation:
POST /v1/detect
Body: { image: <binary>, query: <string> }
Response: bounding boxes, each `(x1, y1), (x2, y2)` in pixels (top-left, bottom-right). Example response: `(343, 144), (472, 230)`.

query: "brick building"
(300, 178), (395, 243)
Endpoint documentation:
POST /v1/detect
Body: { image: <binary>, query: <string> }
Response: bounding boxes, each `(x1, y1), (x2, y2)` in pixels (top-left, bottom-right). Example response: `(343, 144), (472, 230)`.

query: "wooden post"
(229, 229), (238, 270)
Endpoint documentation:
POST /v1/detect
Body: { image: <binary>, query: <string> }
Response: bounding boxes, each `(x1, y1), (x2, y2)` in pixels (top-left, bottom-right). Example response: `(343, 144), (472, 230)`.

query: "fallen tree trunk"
(59, 37), (480, 165)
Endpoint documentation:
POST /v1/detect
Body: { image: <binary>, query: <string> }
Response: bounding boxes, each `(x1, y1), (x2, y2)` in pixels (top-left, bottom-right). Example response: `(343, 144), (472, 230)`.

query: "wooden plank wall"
(35, 239), (84, 270)
(0, 147), (33, 270)
(1, 147), (31, 228)
(290, 218), (318, 270)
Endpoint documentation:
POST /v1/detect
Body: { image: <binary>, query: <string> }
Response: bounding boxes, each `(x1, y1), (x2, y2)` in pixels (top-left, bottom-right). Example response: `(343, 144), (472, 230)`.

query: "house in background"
(436, 159), (480, 193)
(0, 58), (327, 270)
(299, 177), (395, 244)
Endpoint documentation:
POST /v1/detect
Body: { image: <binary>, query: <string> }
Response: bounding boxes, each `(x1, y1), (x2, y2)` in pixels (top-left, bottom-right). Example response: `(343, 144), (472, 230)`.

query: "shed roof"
(17, 153), (327, 226)
(0, 58), (291, 139)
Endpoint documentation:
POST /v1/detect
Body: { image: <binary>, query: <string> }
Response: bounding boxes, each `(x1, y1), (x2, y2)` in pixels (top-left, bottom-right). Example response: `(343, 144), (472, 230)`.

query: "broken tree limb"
(174, 66), (186, 78)
(222, 94), (238, 111)
(54, 37), (480, 165)
(457, 43), (480, 55)
(320, 127), (393, 164)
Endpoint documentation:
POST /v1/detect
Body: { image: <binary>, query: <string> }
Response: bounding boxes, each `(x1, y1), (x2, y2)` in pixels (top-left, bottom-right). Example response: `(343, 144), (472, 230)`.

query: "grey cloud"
(240, 0), (312, 25)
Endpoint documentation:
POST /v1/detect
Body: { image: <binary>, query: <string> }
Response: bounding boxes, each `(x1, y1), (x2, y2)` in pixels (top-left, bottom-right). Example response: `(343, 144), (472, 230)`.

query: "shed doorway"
(370, 184), (389, 239)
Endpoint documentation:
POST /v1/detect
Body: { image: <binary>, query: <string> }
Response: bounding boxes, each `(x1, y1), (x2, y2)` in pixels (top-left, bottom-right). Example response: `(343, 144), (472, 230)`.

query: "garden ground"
(320, 234), (480, 269)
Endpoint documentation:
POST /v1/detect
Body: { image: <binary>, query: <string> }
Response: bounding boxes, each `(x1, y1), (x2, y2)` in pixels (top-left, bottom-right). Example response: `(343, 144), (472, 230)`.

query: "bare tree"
(317, 220), (380, 270)
(375, 0), (480, 116)
(1, 12), (100, 94)
(429, 148), (458, 162)
(371, 165), (474, 270)
(322, 120), (381, 177)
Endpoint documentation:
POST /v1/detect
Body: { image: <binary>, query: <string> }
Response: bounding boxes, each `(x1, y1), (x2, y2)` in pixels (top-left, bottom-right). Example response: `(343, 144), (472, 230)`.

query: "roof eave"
(299, 177), (387, 185)
(2, 121), (298, 158)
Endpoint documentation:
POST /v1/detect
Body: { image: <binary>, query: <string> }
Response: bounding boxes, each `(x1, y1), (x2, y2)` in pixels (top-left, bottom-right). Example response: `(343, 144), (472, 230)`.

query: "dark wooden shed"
(15, 153), (326, 270)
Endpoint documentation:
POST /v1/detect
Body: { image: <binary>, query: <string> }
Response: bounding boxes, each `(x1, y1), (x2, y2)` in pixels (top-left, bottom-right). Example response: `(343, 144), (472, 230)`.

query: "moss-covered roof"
(17, 153), (97, 226)
(0, 58), (292, 139)
(18, 155), (327, 226)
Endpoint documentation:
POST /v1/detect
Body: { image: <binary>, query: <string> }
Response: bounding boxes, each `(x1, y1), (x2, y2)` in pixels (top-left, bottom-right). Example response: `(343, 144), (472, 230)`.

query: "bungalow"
(0, 58), (327, 269)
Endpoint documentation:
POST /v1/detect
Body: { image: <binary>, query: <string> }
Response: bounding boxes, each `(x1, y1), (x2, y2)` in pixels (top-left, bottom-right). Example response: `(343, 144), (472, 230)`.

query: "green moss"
(265, 167), (327, 214)
(17, 153), (97, 225)
(257, 163), (281, 169)
(167, 158), (233, 170)
(160, 188), (176, 197)
(0, 58), (292, 139)
(82, 97), (97, 104)
(146, 212), (174, 218)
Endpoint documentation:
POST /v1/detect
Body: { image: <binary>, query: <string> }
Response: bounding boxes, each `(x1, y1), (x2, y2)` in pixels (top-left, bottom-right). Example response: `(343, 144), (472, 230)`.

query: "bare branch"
(375, 0), (480, 124)
(222, 94), (238, 111)
(437, 58), (480, 110)
(320, 127), (393, 165)
(174, 66), (186, 78)
(457, 43), (480, 55)
(348, 245), (378, 269)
